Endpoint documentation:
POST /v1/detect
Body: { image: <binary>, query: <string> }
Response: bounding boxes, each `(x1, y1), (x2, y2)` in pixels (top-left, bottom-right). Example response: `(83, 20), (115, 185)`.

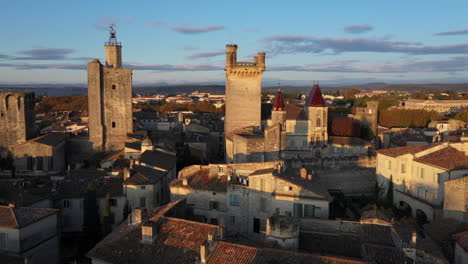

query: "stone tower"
(88, 25), (133, 151)
(271, 90), (286, 126)
(0, 92), (35, 152)
(366, 100), (379, 137)
(224, 44), (266, 137)
(306, 83), (328, 146)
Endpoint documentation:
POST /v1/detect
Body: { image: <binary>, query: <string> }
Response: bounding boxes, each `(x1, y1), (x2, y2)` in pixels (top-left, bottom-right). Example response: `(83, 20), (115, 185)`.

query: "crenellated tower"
(224, 44), (266, 137)
(306, 82), (328, 146)
(88, 24), (133, 151)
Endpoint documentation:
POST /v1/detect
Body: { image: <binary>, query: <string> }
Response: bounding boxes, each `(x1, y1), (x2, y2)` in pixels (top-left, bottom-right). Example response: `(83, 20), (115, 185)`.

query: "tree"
(83, 182), (101, 248)
(331, 118), (361, 137)
(102, 193), (112, 237)
(387, 175), (394, 204)
(343, 88), (361, 99)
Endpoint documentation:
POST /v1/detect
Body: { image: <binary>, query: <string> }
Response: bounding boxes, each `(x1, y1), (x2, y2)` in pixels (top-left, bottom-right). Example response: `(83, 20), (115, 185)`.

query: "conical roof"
(306, 83), (325, 107)
(273, 90), (285, 111)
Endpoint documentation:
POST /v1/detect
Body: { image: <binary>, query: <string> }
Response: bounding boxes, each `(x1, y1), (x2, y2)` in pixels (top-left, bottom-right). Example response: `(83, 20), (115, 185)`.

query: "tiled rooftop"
(0, 205), (57, 229)
(171, 169), (228, 192)
(140, 150), (176, 171)
(376, 143), (442, 157)
(124, 165), (166, 185)
(413, 146), (468, 170)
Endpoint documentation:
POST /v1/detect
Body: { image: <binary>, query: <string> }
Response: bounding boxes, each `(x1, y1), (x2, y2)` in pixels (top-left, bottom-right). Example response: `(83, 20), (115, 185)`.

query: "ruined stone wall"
(0, 92), (35, 151)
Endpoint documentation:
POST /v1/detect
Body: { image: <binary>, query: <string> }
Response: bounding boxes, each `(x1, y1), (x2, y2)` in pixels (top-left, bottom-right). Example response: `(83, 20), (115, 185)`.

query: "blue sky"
(1, 0), (468, 85)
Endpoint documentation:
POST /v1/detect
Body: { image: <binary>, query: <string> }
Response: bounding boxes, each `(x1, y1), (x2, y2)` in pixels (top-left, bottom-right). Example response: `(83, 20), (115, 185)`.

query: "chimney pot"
(300, 168), (307, 179)
(307, 174), (313, 180)
(200, 244), (208, 264)
(141, 221), (157, 243)
(182, 177), (188, 186)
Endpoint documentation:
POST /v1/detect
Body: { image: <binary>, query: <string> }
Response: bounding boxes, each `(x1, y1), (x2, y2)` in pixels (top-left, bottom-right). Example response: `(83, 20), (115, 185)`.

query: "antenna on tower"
(106, 23), (121, 46)
(277, 79), (281, 91)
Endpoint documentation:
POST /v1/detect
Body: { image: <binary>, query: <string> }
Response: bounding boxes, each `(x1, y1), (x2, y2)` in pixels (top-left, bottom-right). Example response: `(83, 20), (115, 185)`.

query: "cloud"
(344, 24), (373, 34)
(434, 29), (468, 36)
(185, 51), (224, 60)
(0, 54), (12, 59)
(93, 16), (133, 31)
(269, 56), (468, 73)
(13, 48), (76, 60)
(263, 35), (468, 56)
(0, 62), (222, 72)
(148, 21), (225, 34)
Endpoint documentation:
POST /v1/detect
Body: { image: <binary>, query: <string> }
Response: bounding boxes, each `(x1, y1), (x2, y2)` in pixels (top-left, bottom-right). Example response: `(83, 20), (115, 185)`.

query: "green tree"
(343, 88), (361, 99)
(387, 176), (394, 204)
(83, 182), (101, 247)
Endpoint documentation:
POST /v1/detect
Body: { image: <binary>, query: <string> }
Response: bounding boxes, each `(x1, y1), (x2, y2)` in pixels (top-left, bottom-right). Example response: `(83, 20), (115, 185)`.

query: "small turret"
(105, 24), (122, 68)
(273, 90), (285, 111)
(306, 81), (325, 107)
(225, 44), (238, 69)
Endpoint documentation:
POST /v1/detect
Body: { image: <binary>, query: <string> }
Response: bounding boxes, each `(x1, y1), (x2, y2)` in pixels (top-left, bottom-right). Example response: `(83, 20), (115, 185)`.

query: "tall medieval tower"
(88, 25), (133, 151)
(224, 45), (266, 137)
(306, 83), (328, 146)
(0, 92), (35, 152)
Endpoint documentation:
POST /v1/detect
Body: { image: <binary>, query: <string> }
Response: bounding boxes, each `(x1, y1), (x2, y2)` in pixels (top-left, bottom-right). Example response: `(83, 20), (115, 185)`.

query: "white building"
(0, 205), (59, 264)
(376, 142), (468, 223)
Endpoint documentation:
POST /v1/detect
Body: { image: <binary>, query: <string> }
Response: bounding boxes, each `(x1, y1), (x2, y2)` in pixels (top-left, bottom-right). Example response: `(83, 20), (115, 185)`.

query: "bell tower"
(306, 82), (328, 146)
(88, 24), (133, 151)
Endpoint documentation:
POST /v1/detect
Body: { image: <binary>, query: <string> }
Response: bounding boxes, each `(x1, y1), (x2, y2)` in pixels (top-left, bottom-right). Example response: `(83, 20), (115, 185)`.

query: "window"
(0, 233), (8, 249)
(419, 167), (425, 179)
(401, 163), (406, 173)
(110, 198), (117, 207)
(316, 118), (321, 127)
(293, 203), (303, 217)
(218, 166), (224, 172)
(304, 204), (315, 217)
(229, 216), (236, 225)
(140, 197), (146, 207)
(112, 122), (116, 128)
(209, 201), (219, 210)
(259, 197), (267, 212)
(63, 200), (71, 208)
(386, 160), (392, 170)
(260, 179), (265, 192)
(230, 194), (240, 206)
(112, 85), (116, 90)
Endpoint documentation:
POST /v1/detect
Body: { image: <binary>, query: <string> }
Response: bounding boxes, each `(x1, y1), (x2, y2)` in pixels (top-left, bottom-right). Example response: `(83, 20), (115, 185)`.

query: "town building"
(88, 25), (133, 151)
(403, 98), (468, 114)
(376, 142), (468, 223)
(443, 175), (468, 222)
(0, 205), (59, 264)
(0, 92), (36, 153)
(170, 161), (331, 236)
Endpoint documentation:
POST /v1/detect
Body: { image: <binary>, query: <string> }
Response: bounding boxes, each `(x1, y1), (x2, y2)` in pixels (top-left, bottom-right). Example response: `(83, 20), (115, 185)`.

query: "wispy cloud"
(13, 48), (76, 60)
(148, 20), (225, 34)
(344, 24), (373, 34)
(93, 16), (133, 31)
(185, 51), (224, 60)
(434, 29), (468, 36)
(0, 62), (223, 72)
(263, 35), (468, 56)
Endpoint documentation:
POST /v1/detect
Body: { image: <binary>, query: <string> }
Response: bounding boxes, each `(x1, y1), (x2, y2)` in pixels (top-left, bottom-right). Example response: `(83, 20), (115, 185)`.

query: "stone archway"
(416, 209), (428, 225)
(399, 201), (412, 217)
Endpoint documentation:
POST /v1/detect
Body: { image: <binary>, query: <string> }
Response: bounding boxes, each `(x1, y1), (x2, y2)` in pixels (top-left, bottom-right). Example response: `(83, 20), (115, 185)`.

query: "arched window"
(316, 118), (321, 127)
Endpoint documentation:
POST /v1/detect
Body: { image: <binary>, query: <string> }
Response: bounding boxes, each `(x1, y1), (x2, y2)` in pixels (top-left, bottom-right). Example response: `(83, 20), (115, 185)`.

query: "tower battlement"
(225, 44), (266, 74)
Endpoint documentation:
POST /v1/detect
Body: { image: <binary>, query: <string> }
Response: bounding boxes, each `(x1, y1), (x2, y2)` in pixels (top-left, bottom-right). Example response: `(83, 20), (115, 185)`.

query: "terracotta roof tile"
(413, 146), (468, 170)
(171, 169), (228, 192)
(361, 244), (407, 264)
(376, 143), (442, 157)
(306, 84), (326, 107)
(0, 206), (57, 229)
(285, 104), (307, 120)
(273, 90), (285, 111)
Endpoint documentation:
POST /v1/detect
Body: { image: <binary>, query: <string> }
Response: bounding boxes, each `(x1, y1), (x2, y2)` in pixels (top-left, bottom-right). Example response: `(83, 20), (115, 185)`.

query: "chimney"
(217, 224), (225, 240)
(411, 231), (417, 246)
(8, 202), (15, 208)
(307, 174), (313, 180)
(200, 243), (208, 264)
(182, 177), (188, 186)
(131, 208), (147, 224)
(300, 168), (307, 179)
(123, 168), (131, 181)
(266, 218), (272, 235)
(141, 221), (157, 244)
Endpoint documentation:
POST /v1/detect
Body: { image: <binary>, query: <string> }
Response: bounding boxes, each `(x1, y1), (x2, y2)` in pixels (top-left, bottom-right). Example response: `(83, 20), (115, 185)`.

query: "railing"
(235, 62), (256, 66)
(105, 41), (122, 46)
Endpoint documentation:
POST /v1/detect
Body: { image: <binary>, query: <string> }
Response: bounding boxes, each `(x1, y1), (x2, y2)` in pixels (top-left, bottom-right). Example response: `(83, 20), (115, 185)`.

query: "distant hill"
(2, 82), (468, 96)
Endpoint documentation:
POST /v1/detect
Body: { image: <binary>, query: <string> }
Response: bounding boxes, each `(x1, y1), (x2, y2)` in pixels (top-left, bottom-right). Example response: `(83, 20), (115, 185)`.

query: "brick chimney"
(131, 208), (147, 224)
(300, 168), (307, 179)
(200, 232), (215, 264)
(123, 168), (131, 181)
(141, 221), (157, 244)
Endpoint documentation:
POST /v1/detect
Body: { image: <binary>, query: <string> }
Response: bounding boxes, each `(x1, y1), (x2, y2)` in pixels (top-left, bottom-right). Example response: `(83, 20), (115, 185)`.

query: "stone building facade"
(0, 92), (35, 153)
(88, 27), (132, 151)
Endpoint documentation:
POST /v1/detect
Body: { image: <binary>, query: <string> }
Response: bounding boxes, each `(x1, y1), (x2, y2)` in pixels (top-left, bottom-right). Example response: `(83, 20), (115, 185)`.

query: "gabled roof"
(376, 143), (442, 158)
(124, 165), (166, 185)
(306, 84), (325, 107)
(0, 206), (57, 229)
(413, 146), (468, 170)
(285, 104), (307, 120)
(171, 169), (228, 192)
(140, 150), (176, 171)
(273, 90), (285, 111)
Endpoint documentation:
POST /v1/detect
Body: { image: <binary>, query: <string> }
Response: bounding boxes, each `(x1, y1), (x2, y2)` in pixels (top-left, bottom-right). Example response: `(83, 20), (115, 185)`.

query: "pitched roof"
(361, 244), (407, 264)
(140, 150), (176, 171)
(57, 172), (123, 199)
(0, 206), (57, 229)
(273, 90), (285, 111)
(275, 169), (331, 201)
(413, 146), (468, 170)
(124, 165), (166, 185)
(306, 84), (326, 107)
(285, 104), (307, 120)
(453, 231), (468, 252)
(207, 241), (366, 264)
(171, 169), (228, 192)
(87, 202), (219, 264)
(0, 178), (52, 207)
(34, 132), (67, 146)
(376, 143), (442, 157)
(361, 224), (394, 246)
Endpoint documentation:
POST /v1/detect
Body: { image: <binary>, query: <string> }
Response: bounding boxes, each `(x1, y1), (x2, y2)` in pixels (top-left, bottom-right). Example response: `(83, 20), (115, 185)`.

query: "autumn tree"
(343, 88), (361, 99)
(331, 118), (361, 137)
(379, 109), (442, 128)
